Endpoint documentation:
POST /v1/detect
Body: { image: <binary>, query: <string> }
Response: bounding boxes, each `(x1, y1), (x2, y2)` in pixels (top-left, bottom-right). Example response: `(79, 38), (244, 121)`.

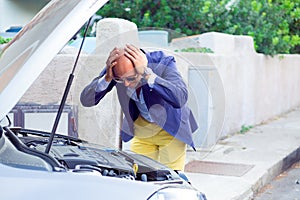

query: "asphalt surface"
(253, 161), (300, 200)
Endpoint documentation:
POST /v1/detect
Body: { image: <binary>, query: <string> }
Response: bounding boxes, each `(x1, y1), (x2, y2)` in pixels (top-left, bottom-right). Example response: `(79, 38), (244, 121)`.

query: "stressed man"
(80, 44), (198, 171)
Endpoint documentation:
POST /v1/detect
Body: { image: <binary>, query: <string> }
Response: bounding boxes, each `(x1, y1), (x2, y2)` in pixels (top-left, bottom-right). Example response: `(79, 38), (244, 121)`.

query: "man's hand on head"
(124, 44), (148, 75)
(105, 47), (121, 82)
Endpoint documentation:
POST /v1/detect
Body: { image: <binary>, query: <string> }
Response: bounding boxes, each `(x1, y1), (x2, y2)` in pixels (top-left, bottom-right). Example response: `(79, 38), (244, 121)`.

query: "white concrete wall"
(19, 23), (300, 149)
(176, 32), (300, 148)
(182, 52), (300, 148)
(0, 0), (49, 32)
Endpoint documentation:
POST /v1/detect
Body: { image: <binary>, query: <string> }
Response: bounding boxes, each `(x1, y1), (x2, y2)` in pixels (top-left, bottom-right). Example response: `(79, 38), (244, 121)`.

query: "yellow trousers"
(130, 116), (186, 171)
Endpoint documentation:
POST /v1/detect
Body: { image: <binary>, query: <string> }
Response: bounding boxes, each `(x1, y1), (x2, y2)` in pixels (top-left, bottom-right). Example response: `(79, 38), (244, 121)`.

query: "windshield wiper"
(45, 17), (92, 154)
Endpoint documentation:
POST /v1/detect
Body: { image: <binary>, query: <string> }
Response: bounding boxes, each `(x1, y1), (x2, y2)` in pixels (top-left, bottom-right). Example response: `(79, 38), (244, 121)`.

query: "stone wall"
(174, 32), (300, 147)
(180, 52), (300, 148)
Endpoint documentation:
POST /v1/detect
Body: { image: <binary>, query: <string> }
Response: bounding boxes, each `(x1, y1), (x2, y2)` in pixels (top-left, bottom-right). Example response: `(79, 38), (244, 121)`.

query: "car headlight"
(148, 187), (206, 200)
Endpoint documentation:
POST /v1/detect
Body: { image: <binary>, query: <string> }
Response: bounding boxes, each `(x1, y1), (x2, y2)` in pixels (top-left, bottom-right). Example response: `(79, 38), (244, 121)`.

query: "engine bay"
(4, 127), (182, 183)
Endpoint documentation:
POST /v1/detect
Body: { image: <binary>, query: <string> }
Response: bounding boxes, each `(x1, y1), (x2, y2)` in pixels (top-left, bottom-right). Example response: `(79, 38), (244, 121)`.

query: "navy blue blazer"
(80, 50), (198, 149)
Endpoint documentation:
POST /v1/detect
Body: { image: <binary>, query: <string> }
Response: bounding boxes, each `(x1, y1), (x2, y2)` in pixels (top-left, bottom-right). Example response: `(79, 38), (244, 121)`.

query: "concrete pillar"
(196, 32), (256, 54)
(77, 18), (139, 148)
(95, 18), (140, 55)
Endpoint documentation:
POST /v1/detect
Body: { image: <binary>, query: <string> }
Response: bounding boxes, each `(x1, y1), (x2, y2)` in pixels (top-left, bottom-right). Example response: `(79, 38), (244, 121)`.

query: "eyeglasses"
(113, 73), (139, 83)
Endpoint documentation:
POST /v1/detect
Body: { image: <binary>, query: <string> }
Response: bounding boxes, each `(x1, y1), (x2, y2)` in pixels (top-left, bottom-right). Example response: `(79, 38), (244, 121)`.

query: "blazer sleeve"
(150, 56), (188, 108)
(80, 68), (116, 107)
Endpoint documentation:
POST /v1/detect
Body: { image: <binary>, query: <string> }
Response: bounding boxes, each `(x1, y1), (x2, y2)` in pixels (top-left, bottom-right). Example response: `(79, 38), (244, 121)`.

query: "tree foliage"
(97, 0), (300, 55)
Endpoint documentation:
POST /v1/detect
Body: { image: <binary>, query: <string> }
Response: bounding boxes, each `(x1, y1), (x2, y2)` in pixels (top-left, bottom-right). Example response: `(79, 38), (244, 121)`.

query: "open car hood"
(0, 0), (109, 121)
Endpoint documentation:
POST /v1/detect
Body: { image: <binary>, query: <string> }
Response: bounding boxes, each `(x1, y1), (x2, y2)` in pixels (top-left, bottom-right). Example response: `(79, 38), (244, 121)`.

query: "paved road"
(253, 161), (300, 200)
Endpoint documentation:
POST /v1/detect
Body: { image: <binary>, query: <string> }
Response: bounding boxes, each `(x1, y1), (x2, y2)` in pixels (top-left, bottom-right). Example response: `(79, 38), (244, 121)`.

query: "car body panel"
(0, 164), (160, 200)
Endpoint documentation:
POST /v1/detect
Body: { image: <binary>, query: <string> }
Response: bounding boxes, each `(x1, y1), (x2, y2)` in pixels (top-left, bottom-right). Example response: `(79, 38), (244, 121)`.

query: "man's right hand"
(105, 48), (121, 82)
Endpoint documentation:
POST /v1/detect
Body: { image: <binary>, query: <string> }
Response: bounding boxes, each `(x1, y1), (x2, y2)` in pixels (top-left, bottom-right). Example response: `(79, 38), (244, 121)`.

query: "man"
(80, 44), (198, 171)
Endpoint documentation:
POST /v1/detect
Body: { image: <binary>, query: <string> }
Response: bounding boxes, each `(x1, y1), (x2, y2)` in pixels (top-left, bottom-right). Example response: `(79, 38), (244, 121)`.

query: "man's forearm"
(152, 76), (188, 108)
(80, 76), (113, 107)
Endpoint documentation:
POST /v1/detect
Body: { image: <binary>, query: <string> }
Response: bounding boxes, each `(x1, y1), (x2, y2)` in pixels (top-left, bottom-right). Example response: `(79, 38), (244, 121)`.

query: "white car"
(0, 0), (206, 199)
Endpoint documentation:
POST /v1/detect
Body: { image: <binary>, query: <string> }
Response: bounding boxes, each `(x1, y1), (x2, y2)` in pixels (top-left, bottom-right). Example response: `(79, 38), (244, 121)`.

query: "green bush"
(97, 0), (300, 56)
(174, 47), (214, 53)
(227, 0), (300, 55)
(0, 36), (12, 44)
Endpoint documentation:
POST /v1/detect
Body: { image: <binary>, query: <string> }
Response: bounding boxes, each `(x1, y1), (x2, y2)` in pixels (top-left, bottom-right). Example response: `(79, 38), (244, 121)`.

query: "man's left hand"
(124, 44), (148, 75)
